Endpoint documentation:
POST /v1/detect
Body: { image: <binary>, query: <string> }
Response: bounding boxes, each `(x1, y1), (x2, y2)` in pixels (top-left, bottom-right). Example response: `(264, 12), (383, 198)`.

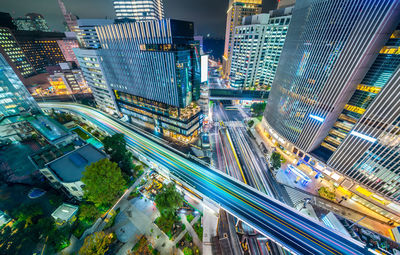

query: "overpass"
(209, 89), (269, 100)
(40, 102), (371, 255)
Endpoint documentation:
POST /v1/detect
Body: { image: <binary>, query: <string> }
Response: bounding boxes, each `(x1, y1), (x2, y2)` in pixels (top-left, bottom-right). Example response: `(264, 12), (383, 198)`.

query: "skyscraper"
(96, 19), (203, 142)
(113, 0), (164, 21)
(0, 27), (36, 79)
(262, 0), (400, 210)
(76, 19), (114, 49)
(0, 52), (40, 118)
(230, 7), (292, 90)
(223, 0), (262, 78)
(57, 33), (80, 66)
(74, 19), (119, 115)
(14, 31), (66, 72)
(74, 48), (118, 115)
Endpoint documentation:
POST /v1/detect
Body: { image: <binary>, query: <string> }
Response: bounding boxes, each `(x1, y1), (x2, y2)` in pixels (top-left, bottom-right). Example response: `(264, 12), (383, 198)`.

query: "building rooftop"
(29, 115), (70, 142)
(51, 203), (78, 223)
(46, 144), (106, 183)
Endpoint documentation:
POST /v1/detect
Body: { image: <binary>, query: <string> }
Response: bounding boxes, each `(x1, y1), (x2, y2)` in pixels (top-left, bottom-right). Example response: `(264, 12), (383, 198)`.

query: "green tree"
(154, 183), (183, 219)
(11, 203), (43, 222)
(82, 158), (126, 207)
(79, 231), (114, 255)
(47, 225), (71, 252)
(183, 247), (193, 255)
(79, 203), (101, 221)
(102, 134), (134, 175)
(270, 152), (282, 169)
(251, 102), (267, 116)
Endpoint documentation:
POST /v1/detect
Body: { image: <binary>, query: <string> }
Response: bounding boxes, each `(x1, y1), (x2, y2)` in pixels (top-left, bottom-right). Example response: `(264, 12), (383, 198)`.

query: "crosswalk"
(284, 186), (314, 207)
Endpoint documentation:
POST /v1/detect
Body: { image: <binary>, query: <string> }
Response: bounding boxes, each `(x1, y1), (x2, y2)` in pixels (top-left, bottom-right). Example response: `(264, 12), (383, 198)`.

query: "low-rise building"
(51, 203), (79, 225)
(40, 144), (107, 200)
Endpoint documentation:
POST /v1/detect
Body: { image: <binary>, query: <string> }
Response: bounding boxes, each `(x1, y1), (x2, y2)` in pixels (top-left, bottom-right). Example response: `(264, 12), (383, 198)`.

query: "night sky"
(2, 0), (277, 38)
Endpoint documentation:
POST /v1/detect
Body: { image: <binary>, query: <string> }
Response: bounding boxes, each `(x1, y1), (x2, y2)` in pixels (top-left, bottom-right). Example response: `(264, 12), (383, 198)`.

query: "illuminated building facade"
(0, 27), (36, 78)
(74, 48), (118, 115)
(76, 19), (114, 49)
(262, 0), (400, 213)
(14, 31), (66, 72)
(113, 0), (164, 21)
(96, 19), (203, 142)
(57, 35), (80, 66)
(48, 67), (88, 95)
(230, 7), (292, 90)
(13, 13), (51, 32)
(223, 0), (262, 78)
(0, 52), (40, 118)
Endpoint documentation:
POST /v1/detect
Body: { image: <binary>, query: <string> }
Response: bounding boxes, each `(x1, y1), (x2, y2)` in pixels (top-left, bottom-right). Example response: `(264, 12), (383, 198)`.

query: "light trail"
(40, 102), (371, 255)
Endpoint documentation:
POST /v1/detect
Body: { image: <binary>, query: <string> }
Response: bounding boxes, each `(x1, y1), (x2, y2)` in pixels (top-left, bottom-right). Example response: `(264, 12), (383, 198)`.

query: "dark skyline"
(3, 0), (277, 38)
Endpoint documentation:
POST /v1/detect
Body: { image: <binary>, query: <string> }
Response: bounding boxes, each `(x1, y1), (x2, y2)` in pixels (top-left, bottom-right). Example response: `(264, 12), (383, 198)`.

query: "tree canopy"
(79, 231), (114, 255)
(251, 102), (267, 116)
(154, 183), (183, 219)
(270, 152), (282, 169)
(82, 158), (126, 206)
(102, 134), (134, 175)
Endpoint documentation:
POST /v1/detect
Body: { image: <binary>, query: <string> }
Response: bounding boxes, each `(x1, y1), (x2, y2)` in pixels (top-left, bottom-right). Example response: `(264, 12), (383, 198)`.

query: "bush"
(186, 214), (195, 223)
(193, 222), (203, 241)
(318, 187), (336, 201)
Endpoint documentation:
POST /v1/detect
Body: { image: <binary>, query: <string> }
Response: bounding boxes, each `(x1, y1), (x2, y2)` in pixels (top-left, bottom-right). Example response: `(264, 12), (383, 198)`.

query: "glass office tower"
(113, 0), (164, 21)
(0, 27), (36, 79)
(230, 7), (292, 90)
(223, 0), (262, 78)
(262, 0), (400, 207)
(96, 19), (202, 142)
(0, 53), (40, 118)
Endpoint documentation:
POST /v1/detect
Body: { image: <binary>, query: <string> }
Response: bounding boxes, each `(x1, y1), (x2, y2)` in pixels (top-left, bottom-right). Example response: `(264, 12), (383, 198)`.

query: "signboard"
(201, 55), (208, 83)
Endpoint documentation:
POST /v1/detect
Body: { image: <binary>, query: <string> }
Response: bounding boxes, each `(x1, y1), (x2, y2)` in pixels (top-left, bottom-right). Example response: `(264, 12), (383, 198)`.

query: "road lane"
(40, 102), (370, 255)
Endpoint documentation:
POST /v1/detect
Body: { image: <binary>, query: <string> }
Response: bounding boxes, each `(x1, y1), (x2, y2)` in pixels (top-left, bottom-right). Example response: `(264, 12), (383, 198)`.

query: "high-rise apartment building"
(76, 19), (114, 49)
(57, 33), (80, 66)
(13, 13), (51, 32)
(113, 0), (164, 21)
(262, 0), (400, 214)
(0, 27), (36, 79)
(14, 31), (66, 72)
(96, 19), (203, 142)
(230, 7), (292, 90)
(223, 0), (262, 78)
(0, 52), (40, 118)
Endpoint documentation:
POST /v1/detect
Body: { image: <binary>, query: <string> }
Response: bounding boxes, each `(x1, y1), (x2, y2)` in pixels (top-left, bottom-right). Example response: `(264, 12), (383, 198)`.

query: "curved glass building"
(262, 0), (400, 215)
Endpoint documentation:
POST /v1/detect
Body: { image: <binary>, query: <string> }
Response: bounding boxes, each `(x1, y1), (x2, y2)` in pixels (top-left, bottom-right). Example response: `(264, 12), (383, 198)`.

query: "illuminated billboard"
(201, 55), (208, 83)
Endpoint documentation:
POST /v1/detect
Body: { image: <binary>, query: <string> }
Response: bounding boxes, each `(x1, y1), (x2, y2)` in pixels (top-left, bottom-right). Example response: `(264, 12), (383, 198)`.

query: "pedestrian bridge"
(209, 89), (269, 100)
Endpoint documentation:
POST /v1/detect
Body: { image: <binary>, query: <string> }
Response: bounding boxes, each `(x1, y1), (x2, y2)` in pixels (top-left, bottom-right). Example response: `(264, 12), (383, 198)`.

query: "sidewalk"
(202, 206), (219, 255)
(179, 214), (202, 254)
(255, 123), (396, 237)
(115, 197), (179, 255)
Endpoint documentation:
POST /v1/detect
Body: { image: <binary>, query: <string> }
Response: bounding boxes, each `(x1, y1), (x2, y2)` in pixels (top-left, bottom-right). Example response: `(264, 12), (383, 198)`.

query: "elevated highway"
(39, 102), (371, 255)
(209, 89), (269, 101)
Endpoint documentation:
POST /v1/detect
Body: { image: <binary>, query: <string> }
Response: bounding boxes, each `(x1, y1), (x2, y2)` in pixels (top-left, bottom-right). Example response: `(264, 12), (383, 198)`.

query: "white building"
(113, 0), (164, 21)
(74, 48), (118, 115)
(40, 144), (107, 200)
(229, 7), (293, 90)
